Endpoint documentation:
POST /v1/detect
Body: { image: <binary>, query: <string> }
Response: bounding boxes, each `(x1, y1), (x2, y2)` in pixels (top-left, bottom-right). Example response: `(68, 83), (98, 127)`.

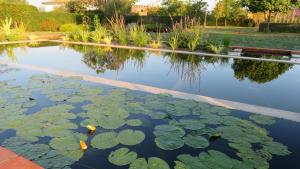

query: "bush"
(0, 3), (80, 31)
(60, 23), (84, 32)
(259, 23), (300, 33)
(40, 19), (59, 31)
(129, 24), (151, 47)
(222, 34), (232, 48)
(0, 32), (5, 41)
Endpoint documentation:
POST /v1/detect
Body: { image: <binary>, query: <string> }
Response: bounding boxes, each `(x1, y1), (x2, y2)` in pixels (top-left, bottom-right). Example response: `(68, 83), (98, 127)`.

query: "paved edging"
(0, 40), (48, 45)
(1, 61), (300, 123)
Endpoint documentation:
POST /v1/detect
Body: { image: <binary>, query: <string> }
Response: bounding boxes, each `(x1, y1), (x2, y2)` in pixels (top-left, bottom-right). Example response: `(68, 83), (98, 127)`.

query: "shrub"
(91, 26), (108, 43)
(0, 3), (80, 31)
(107, 14), (128, 45)
(168, 30), (180, 50)
(40, 19), (59, 31)
(79, 31), (90, 42)
(150, 30), (162, 49)
(205, 42), (224, 54)
(129, 24), (151, 47)
(184, 27), (202, 51)
(60, 23), (84, 32)
(259, 23), (300, 33)
(222, 34), (232, 48)
(0, 32), (5, 41)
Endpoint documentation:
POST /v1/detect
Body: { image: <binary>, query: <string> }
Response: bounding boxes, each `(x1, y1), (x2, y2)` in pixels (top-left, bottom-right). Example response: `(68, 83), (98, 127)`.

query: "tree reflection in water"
(66, 44), (294, 85)
(67, 44), (146, 74)
(232, 54), (293, 84)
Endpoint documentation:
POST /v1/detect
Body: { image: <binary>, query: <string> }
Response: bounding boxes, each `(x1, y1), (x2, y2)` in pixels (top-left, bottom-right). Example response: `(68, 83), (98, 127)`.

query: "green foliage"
(107, 14), (128, 45)
(205, 42), (224, 54)
(129, 24), (151, 47)
(79, 30), (90, 42)
(129, 157), (170, 169)
(100, 0), (135, 17)
(150, 30), (162, 49)
(40, 19), (59, 31)
(108, 148), (138, 166)
(222, 34), (232, 48)
(232, 58), (292, 83)
(154, 124), (185, 150)
(0, 3), (79, 31)
(1, 17), (12, 36)
(249, 114), (276, 125)
(60, 23), (85, 32)
(1, 17), (27, 41)
(259, 23), (300, 33)
(168, 30), (180, 50)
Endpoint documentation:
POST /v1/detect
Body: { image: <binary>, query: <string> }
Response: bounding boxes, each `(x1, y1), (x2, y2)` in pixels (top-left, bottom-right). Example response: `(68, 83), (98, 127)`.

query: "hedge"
(259, 23), (300, 33)
(0, 3), (81, 31)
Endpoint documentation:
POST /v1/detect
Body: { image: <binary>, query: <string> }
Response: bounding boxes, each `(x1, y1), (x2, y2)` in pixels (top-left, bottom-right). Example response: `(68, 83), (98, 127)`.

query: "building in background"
(42, 0), (69, 12)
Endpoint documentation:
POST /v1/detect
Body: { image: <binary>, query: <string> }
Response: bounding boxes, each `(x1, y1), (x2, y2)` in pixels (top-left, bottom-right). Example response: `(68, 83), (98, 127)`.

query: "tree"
(213, 0), (225, 27)
(187, 0), (208, 18)
(0, 0), (27, 4)
(242, 0), (299, 31)
(160, 0), (190, 16)
(100, 0), (136, 17)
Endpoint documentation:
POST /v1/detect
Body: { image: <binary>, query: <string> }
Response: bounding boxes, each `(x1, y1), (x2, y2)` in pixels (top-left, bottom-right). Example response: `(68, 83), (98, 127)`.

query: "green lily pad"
(154, 125), (185, 150)
(126, 119), (143, 126)
(118, 129), (145, 146)
(262, 141), (291, 156)
(91, 132), (119, 149)
(129, 157), (170, 169)
(108, 148), (137, 166)
(179, 119), (205, 130)
(49, 133), (87, 160)
(184, 134), (209, 149)
(174, 161), (189, 169)
(249, 114), (276, 125)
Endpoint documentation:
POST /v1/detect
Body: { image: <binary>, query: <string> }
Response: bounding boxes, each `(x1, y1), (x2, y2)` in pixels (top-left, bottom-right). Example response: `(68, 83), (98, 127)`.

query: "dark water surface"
(0, 43), (299, 113)
(0, 43), (300, 169)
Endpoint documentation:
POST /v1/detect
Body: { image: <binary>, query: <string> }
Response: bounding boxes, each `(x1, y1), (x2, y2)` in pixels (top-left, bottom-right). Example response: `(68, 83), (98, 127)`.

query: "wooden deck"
(0, 147), (43, 169)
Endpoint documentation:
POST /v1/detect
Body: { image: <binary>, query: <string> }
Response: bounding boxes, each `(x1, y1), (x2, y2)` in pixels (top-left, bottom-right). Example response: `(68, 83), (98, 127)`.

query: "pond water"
(0, 43), (299, 169)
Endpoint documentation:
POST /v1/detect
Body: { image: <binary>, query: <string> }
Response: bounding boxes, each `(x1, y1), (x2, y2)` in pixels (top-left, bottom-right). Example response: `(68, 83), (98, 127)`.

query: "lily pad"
(91, 132), (119, 149)
(179, 119), (205, 130)
(126, 119), (143, 126)
(184, 134), (209, 149)
(249, 114), (276, 125)
(49, 133), (87, 161)
(118, 129), (145, 146)
(154, 125), (185, 150)
(129, 157), (170, 169)
(108, 148), (137, 166)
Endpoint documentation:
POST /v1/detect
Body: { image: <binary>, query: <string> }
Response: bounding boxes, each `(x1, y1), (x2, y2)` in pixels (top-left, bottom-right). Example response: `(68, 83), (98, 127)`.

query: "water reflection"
(0, 43), (294, 85)
(232, 56), (293, 84)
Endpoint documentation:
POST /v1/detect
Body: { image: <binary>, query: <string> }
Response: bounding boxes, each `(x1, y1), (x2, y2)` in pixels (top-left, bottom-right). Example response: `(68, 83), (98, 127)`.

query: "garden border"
(1, 61), (300, 123)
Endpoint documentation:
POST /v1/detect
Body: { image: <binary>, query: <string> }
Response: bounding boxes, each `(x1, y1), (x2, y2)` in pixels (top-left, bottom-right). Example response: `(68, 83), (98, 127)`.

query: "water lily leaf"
(91, 132), (119, 149)
(126, 119), (143, 126)
(249, 114), (276, 125)
(49, 133), (87, 160)
(154, 125), (185, 150)
(174, 161), (189, 169)
(179, 119), (205, 130)
(262, 141), (291, 156)
(130, 157), (170, 169)
(118, 129), (145, 146)
(184, 134), (209, 149)
(108, 148), (137, 166)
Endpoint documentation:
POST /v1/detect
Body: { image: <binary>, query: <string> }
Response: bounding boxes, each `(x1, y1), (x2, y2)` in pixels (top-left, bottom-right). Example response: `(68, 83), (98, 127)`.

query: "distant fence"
(259, 23), (300, 33)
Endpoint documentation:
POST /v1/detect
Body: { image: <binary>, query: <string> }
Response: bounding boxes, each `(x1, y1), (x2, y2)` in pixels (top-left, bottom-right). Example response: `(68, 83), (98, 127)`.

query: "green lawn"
(203, 27), (300, 50)
(159, 27), (300, 50)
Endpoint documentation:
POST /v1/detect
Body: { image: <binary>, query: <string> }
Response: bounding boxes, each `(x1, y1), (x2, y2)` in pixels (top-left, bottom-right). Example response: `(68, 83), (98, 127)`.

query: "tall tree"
(242, 0), (299, 30)
(213, 0), (225, 27)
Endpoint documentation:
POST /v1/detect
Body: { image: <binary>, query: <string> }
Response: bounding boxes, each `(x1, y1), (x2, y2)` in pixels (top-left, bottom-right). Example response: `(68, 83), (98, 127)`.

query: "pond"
(0, 42), (299, 169)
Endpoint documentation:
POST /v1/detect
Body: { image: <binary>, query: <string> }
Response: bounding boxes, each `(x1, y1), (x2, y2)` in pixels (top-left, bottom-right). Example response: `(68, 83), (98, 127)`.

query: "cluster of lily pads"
(0, 64), (292, 169)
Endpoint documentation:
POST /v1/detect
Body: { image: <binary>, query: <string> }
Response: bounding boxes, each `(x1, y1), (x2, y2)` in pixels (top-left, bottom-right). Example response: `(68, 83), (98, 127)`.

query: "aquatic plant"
(108, 148), (137, 166)
(79, 31), (90, 42)
(107, 13), (128, 45)
(129, 157), (170, 169)
(1, 17), (13, 36)
(150, 28), (162, 49)
(168, 29), (180, 50)
(205, 43), (224, 54)
(129, 24), (151, 47)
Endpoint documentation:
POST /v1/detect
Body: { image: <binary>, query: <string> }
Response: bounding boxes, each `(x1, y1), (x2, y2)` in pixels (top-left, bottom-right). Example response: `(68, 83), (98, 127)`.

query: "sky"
(27, 0), (216, 10)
